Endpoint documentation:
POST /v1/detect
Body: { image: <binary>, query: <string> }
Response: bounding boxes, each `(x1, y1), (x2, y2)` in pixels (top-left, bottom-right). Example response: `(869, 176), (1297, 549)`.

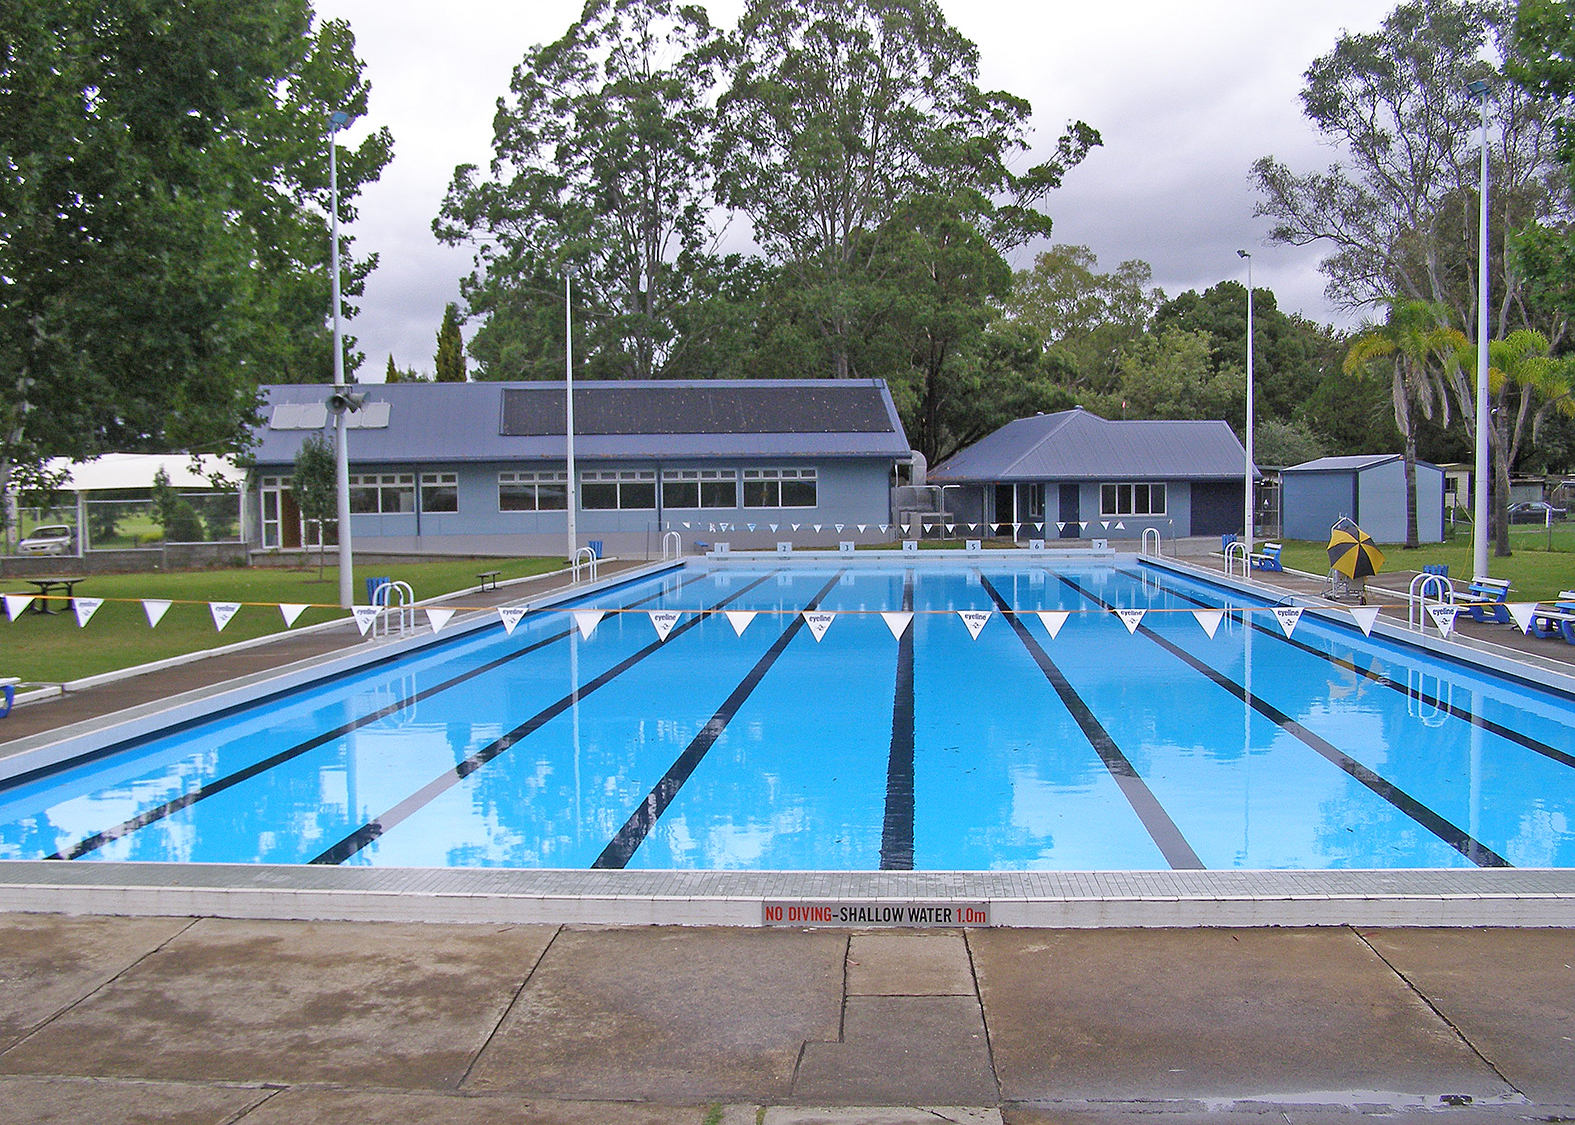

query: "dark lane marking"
(313, 569), (788, 865)
(51, 571), (705, 861)
(593, 572), (846, 870)
(1064, 574), (1510, 869)
(977, 574), (1204, 871)
(879, 571), (917, 871)
(1116, 567), (1575, 773)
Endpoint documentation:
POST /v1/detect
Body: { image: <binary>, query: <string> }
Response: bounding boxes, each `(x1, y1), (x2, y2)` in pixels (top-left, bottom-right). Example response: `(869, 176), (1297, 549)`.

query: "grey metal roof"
(930, 408), (1254, 482)
(248, 379), (911, 468)
(1282, 454), (1407, 473)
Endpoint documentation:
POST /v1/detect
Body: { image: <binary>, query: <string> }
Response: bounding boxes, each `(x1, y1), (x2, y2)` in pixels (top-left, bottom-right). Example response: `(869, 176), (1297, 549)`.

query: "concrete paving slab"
(0, 918), (556, 1090)
(794, 996), (996, 1106)
(846, 933), (975, 996)
(238, 1086), (716, 1124)
(0, 1075), (268, 1124)
(1359, 928), (1575, 1103)
(465, 926), (846, 1102)
(970, 928), (1512, 1104)
(770, 1110), (1001, 1125)
(0, 914), (192, 1051)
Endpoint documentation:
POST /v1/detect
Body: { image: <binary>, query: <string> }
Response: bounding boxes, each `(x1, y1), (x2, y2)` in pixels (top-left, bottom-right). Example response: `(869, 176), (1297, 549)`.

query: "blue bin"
(587, 540), (603, 559)
(1221, 533), (1238, 551)
(365, 576), (392, 605)
(1423, 564), (1449, 577)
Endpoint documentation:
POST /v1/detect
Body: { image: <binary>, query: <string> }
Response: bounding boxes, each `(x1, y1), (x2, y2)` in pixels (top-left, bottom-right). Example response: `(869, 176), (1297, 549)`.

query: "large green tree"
(435, 302), (467, 382)
(714, 0), (1097, 379)
(436, 0), (722, 380)
(0, 0), (391, 513)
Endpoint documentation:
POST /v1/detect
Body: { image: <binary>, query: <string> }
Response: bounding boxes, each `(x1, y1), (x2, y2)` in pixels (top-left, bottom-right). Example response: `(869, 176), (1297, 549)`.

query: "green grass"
(1272, 524), (1575, 602)
(2, 558), (561, 685)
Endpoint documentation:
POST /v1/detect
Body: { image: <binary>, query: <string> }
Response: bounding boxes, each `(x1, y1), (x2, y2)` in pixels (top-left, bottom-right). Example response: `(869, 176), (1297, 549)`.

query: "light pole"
(1468, 78), (1492, 580)
(564, 269), (578, 563)
(1237, 249), (1255, 556)
(327, 109), (356, 608)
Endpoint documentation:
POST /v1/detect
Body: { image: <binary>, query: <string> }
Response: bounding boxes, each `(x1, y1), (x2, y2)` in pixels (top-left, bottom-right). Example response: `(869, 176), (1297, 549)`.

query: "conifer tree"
(434, 303), (466, 382)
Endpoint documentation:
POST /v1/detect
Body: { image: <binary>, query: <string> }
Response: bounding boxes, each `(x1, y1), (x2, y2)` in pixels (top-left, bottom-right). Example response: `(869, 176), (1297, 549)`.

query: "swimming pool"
(1, 559), (1571, 871)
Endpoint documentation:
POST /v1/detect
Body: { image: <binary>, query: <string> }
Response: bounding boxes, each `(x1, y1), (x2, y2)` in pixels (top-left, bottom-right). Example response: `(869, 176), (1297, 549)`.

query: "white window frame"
(348, 472), (415, 515)
(661, 468), (738, 510)
(581, 469), (656, 511)
(742, 466), (818, 509)
(420, 472), (459, 514)
(498, 470), (568, 512)
(1100, 482), (1167, 517)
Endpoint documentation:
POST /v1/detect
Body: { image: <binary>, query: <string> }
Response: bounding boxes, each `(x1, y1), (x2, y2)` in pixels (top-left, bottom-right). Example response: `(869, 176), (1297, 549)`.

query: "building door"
(993, 484), (1014, 534)
(1058, 483), (1080, 538)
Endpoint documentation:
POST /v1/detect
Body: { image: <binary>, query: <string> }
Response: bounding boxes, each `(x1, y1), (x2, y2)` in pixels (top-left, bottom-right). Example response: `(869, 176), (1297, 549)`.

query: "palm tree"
(1446, 330), (1575, 557)
(1343, 301), (1465, 549)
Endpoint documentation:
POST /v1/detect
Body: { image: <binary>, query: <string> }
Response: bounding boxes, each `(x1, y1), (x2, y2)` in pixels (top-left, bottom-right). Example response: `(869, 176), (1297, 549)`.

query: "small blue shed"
(1280, 454), (1444, 544)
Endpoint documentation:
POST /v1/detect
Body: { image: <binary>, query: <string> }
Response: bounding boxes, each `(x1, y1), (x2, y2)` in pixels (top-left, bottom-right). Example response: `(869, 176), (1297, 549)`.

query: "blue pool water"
(1, 561), (1571, 871)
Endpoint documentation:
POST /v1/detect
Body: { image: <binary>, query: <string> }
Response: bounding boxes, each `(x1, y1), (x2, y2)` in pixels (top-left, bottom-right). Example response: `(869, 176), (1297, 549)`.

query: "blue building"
(247, 379), (912, 557)
(1280, 454), (1445, 544)
(928, 407), (1254, 540)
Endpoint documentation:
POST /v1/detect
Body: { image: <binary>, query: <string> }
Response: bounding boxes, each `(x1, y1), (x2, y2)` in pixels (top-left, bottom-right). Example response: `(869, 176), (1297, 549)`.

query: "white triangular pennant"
(945, 524), (956, 535)
(802, 610), (835, 642)
(967, 523), (978, 532)
(1055, 522), (1065, 532)
(708, 523), (716, 533)
(879, 524), (889, 534)
(1507, 602), (1537, 634)
(352, 605), (381, 636)
(725, 610), (756, 637)
(1079, 522), (1090, 532)
(73, 597), (104, 628)
(881, 610), (913, 639)
(425, 607), (455, 634)
(4, 594), (34, 620)
(1114, 521), (1125, 530)
(142, 599), (172, 628)
(573, 610), (604, 639)
(279, 603), (309, 627)
(1349, 605), (1382, 636)
(813, 524), (823, 533)
(770, 524), (779, 532)
(748, 523), (757, 532)
(958, 610), (991, 639)
(682, 522), (691, 529)
(1012, 523), (1022, 534)
(857, 524), (867, 533)
(1116, 608), (1145, 634)
(1037, 610), (1069, 639)
(1101, 521), (1111, 531)
(649, 610), (682, 641)
(835, 523), (844, 532)
(1427, 604), (1459, 638)
(791, 523), (801, 531)
(1192, 609), (1225, 639)
(1272, 606), (1304, 637)
(209, 602), (241, 633)
(1033, 523), (1044, 532)
(497, 606), (528, 635)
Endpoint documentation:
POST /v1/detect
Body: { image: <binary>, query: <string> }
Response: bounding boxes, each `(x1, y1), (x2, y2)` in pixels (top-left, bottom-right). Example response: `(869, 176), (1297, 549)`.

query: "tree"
(1253, 0), (1566, 340)
(1253, 418), (1328, 468)
(436, 0), (723, 379)
(435, 303), (467, 382)
(1510, 0), (1575, 323)
(292, 433), (337, 577)
(0, 0), (392, 513)
(714, 0), (1098, 378)
(150, 469), (205, 544)
(1101, 329), (1243, 425)
(1342, 300), (1466, 548)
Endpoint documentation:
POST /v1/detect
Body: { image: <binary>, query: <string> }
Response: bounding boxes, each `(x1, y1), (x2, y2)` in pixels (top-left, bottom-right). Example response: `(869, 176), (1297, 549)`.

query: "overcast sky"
(315, 0), (1403, 377)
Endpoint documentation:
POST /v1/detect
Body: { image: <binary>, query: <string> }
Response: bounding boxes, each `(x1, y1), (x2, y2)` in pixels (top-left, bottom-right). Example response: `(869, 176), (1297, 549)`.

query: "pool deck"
(1, 550), (1574, 1121)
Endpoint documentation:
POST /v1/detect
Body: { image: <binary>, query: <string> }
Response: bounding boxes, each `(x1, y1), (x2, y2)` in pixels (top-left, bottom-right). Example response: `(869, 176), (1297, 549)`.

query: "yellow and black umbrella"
(1327, 517), (1385, 580)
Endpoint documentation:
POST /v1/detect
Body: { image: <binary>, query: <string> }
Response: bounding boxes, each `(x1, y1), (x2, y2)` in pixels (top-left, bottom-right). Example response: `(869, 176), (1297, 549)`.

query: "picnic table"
(23, 576), (87, 615)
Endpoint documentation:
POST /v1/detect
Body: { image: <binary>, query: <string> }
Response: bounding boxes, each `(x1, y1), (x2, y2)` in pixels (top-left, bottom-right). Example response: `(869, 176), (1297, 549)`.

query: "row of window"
(340, 468), (821, 516)
(1100, 483), (1167, 517)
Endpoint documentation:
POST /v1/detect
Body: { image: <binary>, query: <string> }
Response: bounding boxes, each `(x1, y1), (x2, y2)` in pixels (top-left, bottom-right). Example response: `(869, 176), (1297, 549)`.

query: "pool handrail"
(1408, 572), (1454, 632)
(661, 531), (682, 561)
(1141, 527), (1162, 557)
(369, 580), (415, 638)
(572, 546), (599, 584)
(1223, 539), (1249, 578)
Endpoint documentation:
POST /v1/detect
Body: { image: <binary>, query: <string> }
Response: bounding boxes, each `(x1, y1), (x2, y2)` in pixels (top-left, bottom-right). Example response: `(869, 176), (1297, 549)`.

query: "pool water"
(1, 562), (1571, 871)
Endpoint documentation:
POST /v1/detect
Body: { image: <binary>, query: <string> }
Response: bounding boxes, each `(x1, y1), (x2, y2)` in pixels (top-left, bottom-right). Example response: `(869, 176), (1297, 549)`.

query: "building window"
(348, 473), (414, 514)
(581, 470), (656, 510)
(499, 470), (567, 511)
(742, 467), (817, 508)
(662, 469), (738, 509)
(420, 472), (458, 513)
(1100, 482), (1167, 517)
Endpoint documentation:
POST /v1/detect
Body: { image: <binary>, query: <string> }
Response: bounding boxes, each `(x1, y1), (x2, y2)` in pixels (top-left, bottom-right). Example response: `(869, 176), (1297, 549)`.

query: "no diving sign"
(762, 901), (990, 927)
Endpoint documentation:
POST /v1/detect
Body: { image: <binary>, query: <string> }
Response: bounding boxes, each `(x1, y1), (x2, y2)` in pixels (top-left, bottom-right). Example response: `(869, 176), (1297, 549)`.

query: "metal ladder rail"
(370, 580), (415, 638)
(573, 546), (599, 585)
(1407, 572), (1453, 633)
(1224, 540), (1249, 578)
(661, 531), (682, 561)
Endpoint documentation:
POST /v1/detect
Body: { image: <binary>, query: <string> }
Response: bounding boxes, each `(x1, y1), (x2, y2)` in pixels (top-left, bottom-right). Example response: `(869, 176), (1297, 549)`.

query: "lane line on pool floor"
(591, 571), (847, 870)
(977, 573), (1204, 871)
(1060, 574), (1510, 869)
(311, 569), (791, 865)
(45, 571), (712, 861)
(1116, 567), (1575, 773)
(879, 570), (917, 871)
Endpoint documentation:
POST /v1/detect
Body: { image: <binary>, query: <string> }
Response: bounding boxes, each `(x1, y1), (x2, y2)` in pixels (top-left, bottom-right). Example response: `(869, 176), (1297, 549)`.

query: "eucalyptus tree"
(1343, 301), (1467, 548)
(714, 0), (1098, 379)
(436, 0), (723, 379)
(1253, 0), (1568, 340)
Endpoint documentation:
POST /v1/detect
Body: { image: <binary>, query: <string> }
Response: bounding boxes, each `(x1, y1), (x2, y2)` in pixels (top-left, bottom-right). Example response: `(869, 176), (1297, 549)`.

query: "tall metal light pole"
(565, 270), (578, 562)
(1468, 78), (1492, 580)
(1238, 249), (1255, 556)
(327, 109), (355, 609)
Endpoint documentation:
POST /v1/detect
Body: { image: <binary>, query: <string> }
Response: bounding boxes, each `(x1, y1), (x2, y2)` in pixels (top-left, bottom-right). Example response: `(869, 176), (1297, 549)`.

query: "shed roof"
(249, 379), (911, 467)
(43, 453), (245, 493)
(930, 408), (1253, 482)
(1282, 454), (1441, 474)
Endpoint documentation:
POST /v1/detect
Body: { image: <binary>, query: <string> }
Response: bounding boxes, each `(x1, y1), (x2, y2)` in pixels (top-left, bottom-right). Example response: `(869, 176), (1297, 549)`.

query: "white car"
(18, 525), (74, 555)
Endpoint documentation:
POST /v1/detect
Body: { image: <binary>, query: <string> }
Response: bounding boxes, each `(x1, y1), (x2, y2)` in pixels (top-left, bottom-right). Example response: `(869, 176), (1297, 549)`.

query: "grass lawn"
(1272, 524), (1575, 603)
(1, 558), (561, 685)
